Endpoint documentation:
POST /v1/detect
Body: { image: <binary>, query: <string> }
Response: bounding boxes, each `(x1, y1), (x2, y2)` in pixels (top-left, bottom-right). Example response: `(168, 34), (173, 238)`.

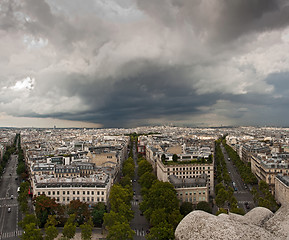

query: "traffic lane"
(3, 205), (17, 233)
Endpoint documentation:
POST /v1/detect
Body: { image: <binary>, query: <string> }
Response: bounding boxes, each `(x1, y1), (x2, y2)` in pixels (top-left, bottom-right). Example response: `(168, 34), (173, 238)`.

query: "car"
(8, 207), (11, 213)
(244, 202), (250, 209)
(15, 177), (18, 180)
(133, 191), (136, 195)
(9, 173), (11, 176)
(10, 195), (14, 199)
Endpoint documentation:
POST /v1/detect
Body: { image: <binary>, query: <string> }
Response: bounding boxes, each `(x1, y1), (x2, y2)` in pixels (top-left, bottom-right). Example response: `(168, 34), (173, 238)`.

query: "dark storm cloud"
(1, 0), (289, 127)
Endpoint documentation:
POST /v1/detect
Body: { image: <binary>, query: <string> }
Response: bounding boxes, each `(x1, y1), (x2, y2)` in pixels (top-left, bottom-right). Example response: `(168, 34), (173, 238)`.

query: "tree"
(35, 194), (59, 227)
(140, 181), (179, 220)
(161, 154), (166, 162)
(216, 208), (228, 215)
(44, 215), (59, 240)
(122, 161), (135, 179)
(146, 222), (174, 240)
(109, 184), (132, 211)
(62, 214), (77, 240)
(230, 207), (245, 215)
(80, 218), (93, 240)
(215, 188), (228, 207)
(19, 214), (39, 229)
(20, 223), (43, 240)
(17, 162), (26, 175)
(103, 211), (127, 229)
(150, 208), (167, 226)
(172, 154), (178, 162)
(180, 202), (194, 216)
(120, 175), (132, 188)
(138, 160), (153, 177)
(106, 222), (134, 240)
(196, 201), (212, 214)
(139, 172), (156, 190)
(67, 200), (90, 225)
(118, 203), (134, 222)
(92, 202), (106, 227)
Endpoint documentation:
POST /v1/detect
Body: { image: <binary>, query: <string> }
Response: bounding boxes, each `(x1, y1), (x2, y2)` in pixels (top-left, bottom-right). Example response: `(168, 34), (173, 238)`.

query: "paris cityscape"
(1, 0), (289, 239)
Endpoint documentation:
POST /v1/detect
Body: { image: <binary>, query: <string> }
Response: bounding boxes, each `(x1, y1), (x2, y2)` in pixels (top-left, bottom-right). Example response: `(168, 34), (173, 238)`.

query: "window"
(57, 197), (59, 201)
(97, 191), (100, 195)
(92, 197), (94, 202)
(48, 191), (51, 195)
(101, 191), (104, 195)
(83, 197), (85, 201)
(91, 191), (94, 195)
(57, 191), (59, 195)
(83, 191), (85, 195)
(67, 197), (70, 202)
(52, 191), (55, 195)
(63, 197), (65, 202)
(67, 191), (69, 195)
(73, 191), (75, 195)
(77, 191), (80, 195)
(87, 191), (90, 195)
(63, 191), (65, 195)
(38, 192), (40, 196)
(101, 197), (104, 202)
(87, 197), (90, 201)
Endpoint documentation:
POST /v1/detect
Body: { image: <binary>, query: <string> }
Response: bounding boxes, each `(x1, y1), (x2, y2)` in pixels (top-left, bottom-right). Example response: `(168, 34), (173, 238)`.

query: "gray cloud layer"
(1, 0), (289, 127)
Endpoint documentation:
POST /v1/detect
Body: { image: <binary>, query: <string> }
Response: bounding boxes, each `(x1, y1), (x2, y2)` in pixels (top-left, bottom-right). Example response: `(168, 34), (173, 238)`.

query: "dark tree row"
(138, 157), (182, 240)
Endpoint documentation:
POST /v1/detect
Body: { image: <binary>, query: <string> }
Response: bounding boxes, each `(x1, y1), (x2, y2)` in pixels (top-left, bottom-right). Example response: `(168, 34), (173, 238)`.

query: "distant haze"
(1, 0), (289, 128)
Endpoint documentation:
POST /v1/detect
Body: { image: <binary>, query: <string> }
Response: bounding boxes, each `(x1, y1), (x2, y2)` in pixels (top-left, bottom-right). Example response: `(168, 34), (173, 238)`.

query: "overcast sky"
(1, 0), (289, 128)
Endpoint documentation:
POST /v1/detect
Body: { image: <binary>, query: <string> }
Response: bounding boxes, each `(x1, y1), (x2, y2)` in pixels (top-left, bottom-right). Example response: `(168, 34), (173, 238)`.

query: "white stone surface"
(175, 206), (289, 240)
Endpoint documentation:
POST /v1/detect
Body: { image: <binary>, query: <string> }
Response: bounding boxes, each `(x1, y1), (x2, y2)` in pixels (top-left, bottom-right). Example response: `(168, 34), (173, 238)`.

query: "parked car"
(10, 194), (14, 199)
(8, 207), (11, 213)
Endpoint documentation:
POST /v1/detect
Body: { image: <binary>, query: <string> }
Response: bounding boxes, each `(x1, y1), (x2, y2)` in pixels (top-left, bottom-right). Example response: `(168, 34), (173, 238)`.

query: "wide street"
(220, 144), (255, 213)
(130, 143), (150, 240)
(0, 155), (22, 240)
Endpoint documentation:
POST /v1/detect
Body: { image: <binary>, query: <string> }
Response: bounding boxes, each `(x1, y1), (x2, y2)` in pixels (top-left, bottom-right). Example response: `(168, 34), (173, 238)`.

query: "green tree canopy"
(62, 214), (77, 240)
(67, 200), (90, 225)
(80, 218), (93, 240)
(139, 172), (157, 190)
(146, 222), (174, 240)
(35, 194), (59, 227)
(196, 201), (212, 214)
(20, 223), (43, 240)
(44, 215), (58, 240)
(106, 222), (134, 240)
(138, 159), (153, 177)
(109, 184), (133, 211)
(92, 202), (106, 227)
(180, 202), (194, 216)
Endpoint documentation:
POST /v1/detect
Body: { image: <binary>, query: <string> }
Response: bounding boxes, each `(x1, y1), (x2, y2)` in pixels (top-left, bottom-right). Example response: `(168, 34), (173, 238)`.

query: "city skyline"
(1, 0), (289, 128)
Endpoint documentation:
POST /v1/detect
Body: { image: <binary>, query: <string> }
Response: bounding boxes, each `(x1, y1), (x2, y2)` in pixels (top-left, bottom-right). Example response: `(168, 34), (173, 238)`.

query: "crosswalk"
(131, 201), (139, 206)
(0, 204), (18, 208)
(234, 191), (248, 194)
(0, 230), (23, 239)
(0, 198), (14, 201)
(134, 229), (146, 237)
(238, 201), (254, 204)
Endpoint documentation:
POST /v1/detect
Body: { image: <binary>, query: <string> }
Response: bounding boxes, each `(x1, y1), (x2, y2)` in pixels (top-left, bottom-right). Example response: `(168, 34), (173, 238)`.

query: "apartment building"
(32, 172), (111, 205)
(169, 174), (209, 204)
(251, 154), (289, 193)
(275, 174), (289, 206)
